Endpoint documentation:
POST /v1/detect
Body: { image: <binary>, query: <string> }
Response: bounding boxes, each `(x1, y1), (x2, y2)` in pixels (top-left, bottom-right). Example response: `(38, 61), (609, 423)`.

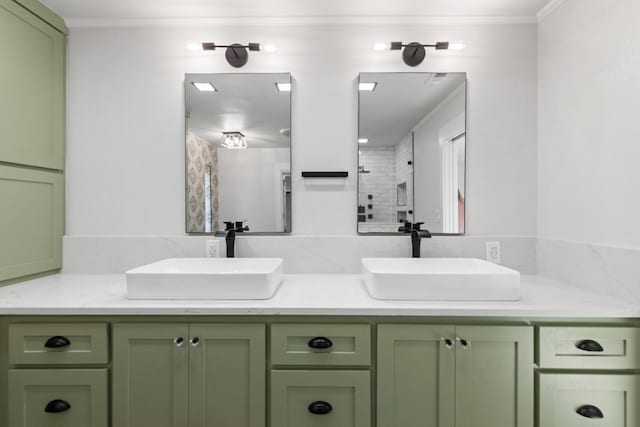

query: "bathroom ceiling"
(41, 0), (553, 21)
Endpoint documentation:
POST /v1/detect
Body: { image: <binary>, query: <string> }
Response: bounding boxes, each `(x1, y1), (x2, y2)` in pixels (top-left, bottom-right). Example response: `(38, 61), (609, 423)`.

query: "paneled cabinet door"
(0, 166), (63, 282)
(454, 326), (533, 427)
(112, 324), (190, 427)
(189, 324), (265, 427)
(377, 325), (456, 427)
(0, 0), (65, 170)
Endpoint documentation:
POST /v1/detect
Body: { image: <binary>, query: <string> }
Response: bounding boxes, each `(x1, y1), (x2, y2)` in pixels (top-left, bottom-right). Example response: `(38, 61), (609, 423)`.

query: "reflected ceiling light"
(221, 132), (247, 149)
(373, 41), (389, 51)
(388, 41), (453, 67)
(358, 138), (369, 144)
(359, 82), (377, 92)
(191, 82), (216, 92)
(201, 42), (262, 68)
(276, 82), (291, 92)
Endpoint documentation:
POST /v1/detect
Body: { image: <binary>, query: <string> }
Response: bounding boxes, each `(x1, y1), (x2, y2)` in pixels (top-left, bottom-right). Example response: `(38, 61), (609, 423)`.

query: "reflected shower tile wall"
(359, 147), (395, 223)
(395, 134), (414, 223)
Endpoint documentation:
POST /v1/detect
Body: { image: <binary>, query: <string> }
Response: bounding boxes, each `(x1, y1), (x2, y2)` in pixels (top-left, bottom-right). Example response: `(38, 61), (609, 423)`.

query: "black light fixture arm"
(202, 42), (260, 51)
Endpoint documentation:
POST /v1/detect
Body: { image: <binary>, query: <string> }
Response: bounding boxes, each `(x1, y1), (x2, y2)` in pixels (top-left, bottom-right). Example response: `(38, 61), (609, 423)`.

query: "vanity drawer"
(271, 370), (371, 427)
(8, 369), (108, 427)
(9, 323), (109, 365)
(270, 324), (371, 366)
(538, 373), (639, 427)
(539, 327), (640, 370)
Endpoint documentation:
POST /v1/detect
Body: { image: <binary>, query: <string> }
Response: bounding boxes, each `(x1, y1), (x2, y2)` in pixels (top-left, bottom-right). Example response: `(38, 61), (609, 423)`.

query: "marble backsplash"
(63, 235), (536, 275)
(537, 238), (640, 305)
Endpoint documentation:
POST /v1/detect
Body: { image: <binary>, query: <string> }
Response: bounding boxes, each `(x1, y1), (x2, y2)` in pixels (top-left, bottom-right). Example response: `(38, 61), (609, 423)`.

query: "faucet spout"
(224, 221), (249, 258)
(400, 222), (431, 258)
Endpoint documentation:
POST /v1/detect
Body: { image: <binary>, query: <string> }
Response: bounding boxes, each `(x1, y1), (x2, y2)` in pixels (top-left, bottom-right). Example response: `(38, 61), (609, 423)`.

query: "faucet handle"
(413, 222), (425, 230)
(224, 221), (235, 231)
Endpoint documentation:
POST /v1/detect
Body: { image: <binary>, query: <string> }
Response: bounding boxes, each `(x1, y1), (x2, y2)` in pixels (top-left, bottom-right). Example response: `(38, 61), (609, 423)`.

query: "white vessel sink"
(126, 258), (283, 300)
(361, 258), (520, 301)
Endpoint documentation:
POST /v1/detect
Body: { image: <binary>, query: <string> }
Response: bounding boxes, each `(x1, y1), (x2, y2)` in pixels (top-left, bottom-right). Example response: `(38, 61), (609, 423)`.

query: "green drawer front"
(8, 369), (108, 427)
(539, 373), (640, 427)
(9, 323), (109, 365)
(270, 324), (371, 366)
(539, 327), (640, 370)
(271, 370), (371, 427)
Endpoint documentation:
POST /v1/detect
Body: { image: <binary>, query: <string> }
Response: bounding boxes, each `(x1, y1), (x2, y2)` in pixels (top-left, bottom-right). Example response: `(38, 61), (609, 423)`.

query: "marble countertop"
(0, 273), (637, 317)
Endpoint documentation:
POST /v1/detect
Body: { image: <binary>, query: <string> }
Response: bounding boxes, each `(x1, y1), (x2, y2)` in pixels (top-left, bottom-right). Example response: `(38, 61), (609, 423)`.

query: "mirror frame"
(184, 72), (293, 236)
(356, 72), (468, 236)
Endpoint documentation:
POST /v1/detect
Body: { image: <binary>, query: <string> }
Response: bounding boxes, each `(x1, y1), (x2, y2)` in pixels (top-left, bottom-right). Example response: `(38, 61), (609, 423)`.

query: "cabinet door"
(9, 369), (107, 427)
(0, 165), (63, 281)
(112, 324), (189, 427)
(377, 324), (456, 427)
(539, 373), (639, 427)
(0, 0), (65, 170)
(189, 324), (265, 427)
(454, 326), (533, 427)
(271, 370), (370, 427)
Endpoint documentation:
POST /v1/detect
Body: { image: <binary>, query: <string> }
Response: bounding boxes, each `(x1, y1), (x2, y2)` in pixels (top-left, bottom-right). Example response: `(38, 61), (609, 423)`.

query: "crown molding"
(65, 15), (538, 29)
(537, 0), (567, 22)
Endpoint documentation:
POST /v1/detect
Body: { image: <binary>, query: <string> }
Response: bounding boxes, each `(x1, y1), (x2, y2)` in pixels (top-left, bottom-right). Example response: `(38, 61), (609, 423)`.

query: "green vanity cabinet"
(112, 323), (265, 427)
(378, 324), (533, 427)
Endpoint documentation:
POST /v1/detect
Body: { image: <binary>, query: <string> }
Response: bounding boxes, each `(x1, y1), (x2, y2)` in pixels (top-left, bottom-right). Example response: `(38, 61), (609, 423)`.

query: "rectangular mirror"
(358, 72), (466, 235)
(185, 73), (292, 234)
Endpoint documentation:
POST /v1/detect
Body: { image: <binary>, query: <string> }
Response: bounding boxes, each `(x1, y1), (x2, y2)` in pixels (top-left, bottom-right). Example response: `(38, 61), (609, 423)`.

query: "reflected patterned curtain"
(186, 132), (219, 232)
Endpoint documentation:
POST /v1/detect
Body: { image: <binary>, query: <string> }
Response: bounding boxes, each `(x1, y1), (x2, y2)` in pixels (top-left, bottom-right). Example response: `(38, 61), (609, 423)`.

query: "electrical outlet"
(485, 241), (501, 264)
(206, 240), (221, 258)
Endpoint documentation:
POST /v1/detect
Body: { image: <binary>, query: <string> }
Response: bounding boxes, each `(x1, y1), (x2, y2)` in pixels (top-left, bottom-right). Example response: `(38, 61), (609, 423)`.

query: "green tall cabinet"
(378, 324), (533, 427)
(112, 323), (266, 427)
(0, 0), (66, 283)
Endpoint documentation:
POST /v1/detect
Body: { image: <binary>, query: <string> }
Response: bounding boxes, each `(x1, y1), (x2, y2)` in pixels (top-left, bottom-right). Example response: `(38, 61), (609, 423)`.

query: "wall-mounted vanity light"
(378, 41), (465, 67)
(221, 132), (247, 149)
(191, 42), (262, 68)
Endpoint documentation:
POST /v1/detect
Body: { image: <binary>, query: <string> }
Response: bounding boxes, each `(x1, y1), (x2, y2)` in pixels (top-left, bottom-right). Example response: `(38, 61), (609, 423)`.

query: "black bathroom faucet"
(398, 221), (432, 258)
(224, 221), (249, 258)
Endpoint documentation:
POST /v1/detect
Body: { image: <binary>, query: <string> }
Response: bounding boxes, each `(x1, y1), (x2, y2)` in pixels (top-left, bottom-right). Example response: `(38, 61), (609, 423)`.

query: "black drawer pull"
(576, 340), (604, 352)
(45, 399), (71, 413)
(308, 401), (333, 415)
(308, 337), (333, 350)
(576, 404), (604, 419)
(44, 336), (71, 349)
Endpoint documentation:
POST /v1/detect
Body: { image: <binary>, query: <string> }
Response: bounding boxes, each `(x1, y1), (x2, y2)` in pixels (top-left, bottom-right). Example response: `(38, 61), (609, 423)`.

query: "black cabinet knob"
(308, 401), (333, 415)
(45, 399), (71, 413)
(44, 336), (71, 349)
(576, 404), (604, 419)
(576, 340), (604, 352)
(308, 337), (333, 350)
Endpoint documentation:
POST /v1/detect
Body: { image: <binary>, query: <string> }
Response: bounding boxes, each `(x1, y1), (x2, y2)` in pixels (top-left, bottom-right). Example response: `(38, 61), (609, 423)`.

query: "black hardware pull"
(308, 401), (333, 415)
(308, 337), (333, 349)
(45, 399), (71, 413)
(576, 340), (604, 352)
(44, 336), (71, 349)
(576, 404), (604, 419)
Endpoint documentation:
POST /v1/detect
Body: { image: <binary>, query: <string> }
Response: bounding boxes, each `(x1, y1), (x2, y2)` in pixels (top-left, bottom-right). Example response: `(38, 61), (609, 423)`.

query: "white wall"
(218, 147), (289, 232)
(66, 23), (538, 237)
(538, 0), (640, 248)
(413, 83), (466, 232)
